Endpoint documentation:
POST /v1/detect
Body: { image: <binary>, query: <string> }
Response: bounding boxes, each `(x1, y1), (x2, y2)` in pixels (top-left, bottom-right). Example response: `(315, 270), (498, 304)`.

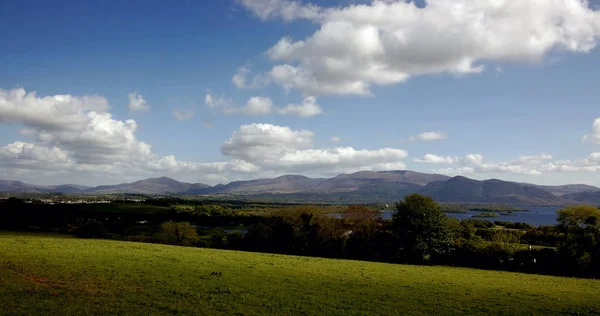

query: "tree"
(343, 205), (383, 260)
(160, 221), (199, 246)
(391, 194), (453, 264)
(556, 205), (600, 275)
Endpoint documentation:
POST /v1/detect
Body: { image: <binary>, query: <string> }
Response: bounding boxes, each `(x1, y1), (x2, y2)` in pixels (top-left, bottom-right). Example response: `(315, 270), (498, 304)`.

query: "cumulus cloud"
(278, 147), (408, 173)
(330, 136), (341, 143)
(0, 88), (243, 182)
(0, 142), (72, 170)
(232, 65), (270, 89)
(172, 108), (195, 121)
(409, 132), (448, 142)
(417, 151), (600, 177)
(414, 154), (456, 164)
(241, 0), (600, 96)
(0, 88), (109, 131)
(128, 92), (150, 112)
(420, 153), (554, 176)
(540, 152), (600, 173)
(238, 0), (323, 22)
(241, 96), (274, 115)
(220, 123), (408, 174)
(205, 93), (228, 108)
(221, 123), (314, 163)
(0, 88), (411, 184)
(279, 96), (323, 117)
(583, 118), (600, 143)
(0, 88), (152, 165)
(206, 95), (273, 116)
(205, 92), (322, 117)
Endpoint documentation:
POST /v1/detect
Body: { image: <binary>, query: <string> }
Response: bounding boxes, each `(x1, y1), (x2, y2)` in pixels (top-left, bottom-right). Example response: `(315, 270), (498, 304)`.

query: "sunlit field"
(1, 232), (599, 315)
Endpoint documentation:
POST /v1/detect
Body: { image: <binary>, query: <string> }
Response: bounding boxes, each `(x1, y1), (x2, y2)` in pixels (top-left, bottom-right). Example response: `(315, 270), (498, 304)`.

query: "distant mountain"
(194, 175), (325, 195)
(0, 180), (44, 193)
(533, 184), (600, 196)
(562, 191), (600, 205)
(1, 172), (599, 205)
(85, 177), (210, 195)
(0, 180), (90, 194)
(310, 170), (449, 193)
(419, 177), (567, 205)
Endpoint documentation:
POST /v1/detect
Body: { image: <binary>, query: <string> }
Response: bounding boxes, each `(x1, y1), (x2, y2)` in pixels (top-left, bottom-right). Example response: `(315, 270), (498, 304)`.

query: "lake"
(376, 206), (562, 226)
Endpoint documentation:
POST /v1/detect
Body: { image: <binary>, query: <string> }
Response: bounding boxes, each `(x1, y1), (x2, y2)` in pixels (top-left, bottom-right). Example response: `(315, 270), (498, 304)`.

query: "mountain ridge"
(1, 171), (599, 205)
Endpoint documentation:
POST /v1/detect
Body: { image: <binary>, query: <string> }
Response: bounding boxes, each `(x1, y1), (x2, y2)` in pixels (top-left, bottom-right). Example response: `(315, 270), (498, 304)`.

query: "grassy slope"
(1, 232), (599, 316)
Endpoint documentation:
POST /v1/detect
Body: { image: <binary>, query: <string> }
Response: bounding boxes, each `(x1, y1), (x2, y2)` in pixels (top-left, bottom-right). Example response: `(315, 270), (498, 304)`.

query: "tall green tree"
(392, 194), (453, 263)
(556, 205), (600, 274)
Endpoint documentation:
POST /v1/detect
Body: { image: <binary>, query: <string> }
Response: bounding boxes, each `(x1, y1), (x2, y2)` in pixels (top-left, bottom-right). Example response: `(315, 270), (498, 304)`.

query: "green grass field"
(1, 232), (599, 315)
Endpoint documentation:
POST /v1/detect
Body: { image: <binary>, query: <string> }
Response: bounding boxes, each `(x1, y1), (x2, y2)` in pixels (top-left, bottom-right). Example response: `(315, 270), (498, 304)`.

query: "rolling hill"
(1, 232), (599, 315)
(1, 171), (599, 205)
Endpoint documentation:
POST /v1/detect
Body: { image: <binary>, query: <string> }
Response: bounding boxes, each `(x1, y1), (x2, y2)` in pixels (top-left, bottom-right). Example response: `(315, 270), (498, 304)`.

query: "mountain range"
(2, 170), (600, 205)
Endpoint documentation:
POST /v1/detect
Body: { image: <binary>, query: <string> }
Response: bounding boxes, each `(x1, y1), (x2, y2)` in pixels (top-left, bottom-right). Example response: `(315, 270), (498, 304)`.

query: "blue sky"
(1, 0), (600, 186)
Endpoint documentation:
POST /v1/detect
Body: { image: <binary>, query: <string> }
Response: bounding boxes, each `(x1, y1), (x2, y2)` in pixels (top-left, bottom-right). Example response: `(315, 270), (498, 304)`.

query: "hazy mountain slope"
(533, 184), (599, 196)
(419, 177), (565, 205)
(0, 172), (597, 205)
(310, 170), (449, 193)
(85, 177), (209, 195)
(195, 175), (325, 195)
(0, 180), (44, 193)
(0, 181), (90, 194)
(562, 191), (600, 205)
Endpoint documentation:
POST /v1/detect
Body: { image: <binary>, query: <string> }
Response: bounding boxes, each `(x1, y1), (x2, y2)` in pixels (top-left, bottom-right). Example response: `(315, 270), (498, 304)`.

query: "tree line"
(1, 194), (598, 278)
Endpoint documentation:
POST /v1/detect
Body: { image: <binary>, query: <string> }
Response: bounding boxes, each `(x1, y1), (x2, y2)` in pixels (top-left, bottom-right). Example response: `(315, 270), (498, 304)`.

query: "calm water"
(377, 206), (562, 226)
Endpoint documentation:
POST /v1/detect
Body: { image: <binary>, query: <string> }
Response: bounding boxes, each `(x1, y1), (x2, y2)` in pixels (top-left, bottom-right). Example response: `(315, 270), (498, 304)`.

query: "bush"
(494, 221), (535, 230)
(75, 222), (105, 238)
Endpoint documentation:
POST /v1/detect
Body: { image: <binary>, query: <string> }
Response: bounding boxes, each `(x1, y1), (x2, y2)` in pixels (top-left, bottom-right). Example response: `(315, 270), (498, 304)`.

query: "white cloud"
(426, 153), (553, 176)
(0, 88), (153, 165)
(583, 118), (600, 143)
(172, 108), (195, 121)
(330, 136), (341, 143)
(409, 131), (448, 142)
(208, 95), (274, 116)
(205, 92), (321, 117)
(232, 65), (270, 89)
(0, 142), (72, 170)
(279, 96), (323, 117)
(540, 152), (600, 173)
(221, 123), (314, 163)
(414, 154), (456, 164)
(0, 88), (232, 182)
(0, 88), (411, 185)
(205, 93), (229, 108)
(238, 0), (323, 22)
(278, 147), (408, 173)
(241, 0), (600, 96)
(511, 154), (554, 165)
(0, 88), (109, 131)
(241, 96), (274, 115)
(128, 92), (150, 112)
(220, 123), (408, 174)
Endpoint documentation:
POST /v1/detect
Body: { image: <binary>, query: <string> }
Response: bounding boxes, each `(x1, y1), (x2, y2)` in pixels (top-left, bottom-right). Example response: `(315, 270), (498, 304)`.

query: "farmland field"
(1, 232), (599, 315)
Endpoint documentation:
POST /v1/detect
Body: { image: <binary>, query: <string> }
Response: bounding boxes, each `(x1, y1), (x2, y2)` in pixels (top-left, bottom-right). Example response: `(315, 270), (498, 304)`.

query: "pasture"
(1, 232), (599, 315)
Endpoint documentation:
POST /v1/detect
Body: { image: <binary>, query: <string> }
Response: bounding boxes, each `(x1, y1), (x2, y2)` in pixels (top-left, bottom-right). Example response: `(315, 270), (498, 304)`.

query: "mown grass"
(1, 232), (599, 315)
